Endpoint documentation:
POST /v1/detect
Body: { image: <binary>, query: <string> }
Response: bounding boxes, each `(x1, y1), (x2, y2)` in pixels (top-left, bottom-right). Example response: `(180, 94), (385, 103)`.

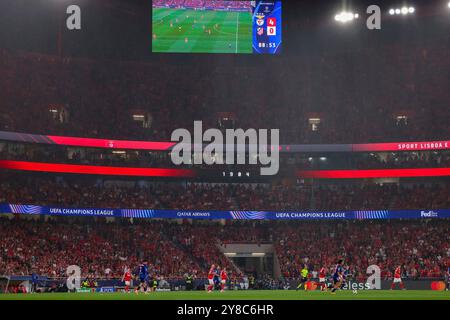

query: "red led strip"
(0, 131), (448, 152)
(47, 135), (176, 151)
(297, 168), (450, 179)
(353, 141), (450, 152)
(0, 160), (196, 178)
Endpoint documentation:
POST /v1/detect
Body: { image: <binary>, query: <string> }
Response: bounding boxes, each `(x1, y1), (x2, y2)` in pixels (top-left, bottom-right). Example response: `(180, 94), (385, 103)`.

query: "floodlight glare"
(391, 6), (415, 16)
(335, 11), (358, 23)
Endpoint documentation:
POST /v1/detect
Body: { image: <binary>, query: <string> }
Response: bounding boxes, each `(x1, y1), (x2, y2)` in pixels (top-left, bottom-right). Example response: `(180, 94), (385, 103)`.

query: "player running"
(135, 262), (149, 294)
(220, 267), (228, 292)
(207, 264), (218, 293)
(318, 266), (327, 291)
(391, 265), (405, 290)
(296, 265), (309, 291)
(330, 260), (344, 294)
(122, 267), (132, 293)
(341, 265), (350, 289)
(88, 276), (98, 293)
(446, 265), (450, 291)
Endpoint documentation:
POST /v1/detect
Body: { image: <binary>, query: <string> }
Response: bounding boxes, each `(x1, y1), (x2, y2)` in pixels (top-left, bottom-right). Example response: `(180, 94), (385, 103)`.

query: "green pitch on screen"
(152, 8), (253, 53)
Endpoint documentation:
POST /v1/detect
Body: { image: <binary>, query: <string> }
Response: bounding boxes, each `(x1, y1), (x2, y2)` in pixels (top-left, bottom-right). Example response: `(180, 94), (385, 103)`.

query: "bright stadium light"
(448, 1), (450, 8)
(335, 11), (359, 23)
(224, 253), (237, 257)
(251, 253), (266, 257)
(390, 6), (415, 16)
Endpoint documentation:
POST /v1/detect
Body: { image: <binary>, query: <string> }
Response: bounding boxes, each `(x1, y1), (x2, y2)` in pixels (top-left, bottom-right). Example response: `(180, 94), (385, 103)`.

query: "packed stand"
(1, 142), (449, 170)
(0, 42), (448, 144)
(274, 220), (449, 280)
(0, 174), (448, 211)
(0, 218), (448, 280)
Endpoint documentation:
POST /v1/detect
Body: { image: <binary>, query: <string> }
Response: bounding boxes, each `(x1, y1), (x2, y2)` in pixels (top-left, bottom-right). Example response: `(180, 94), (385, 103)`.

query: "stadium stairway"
(164, 232), (241, 276)
(161, 231), (207, 271)
(215, 240), (244, 275)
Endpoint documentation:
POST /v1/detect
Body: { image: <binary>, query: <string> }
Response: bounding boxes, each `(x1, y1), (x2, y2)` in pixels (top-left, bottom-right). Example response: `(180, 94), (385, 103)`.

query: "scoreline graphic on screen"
(252, 1), (282, 54)
(152, 0), (282, 54)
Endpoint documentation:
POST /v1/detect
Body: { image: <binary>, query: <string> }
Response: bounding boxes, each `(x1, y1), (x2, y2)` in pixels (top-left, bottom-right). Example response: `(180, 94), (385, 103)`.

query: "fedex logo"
(421, 211), (438, 218)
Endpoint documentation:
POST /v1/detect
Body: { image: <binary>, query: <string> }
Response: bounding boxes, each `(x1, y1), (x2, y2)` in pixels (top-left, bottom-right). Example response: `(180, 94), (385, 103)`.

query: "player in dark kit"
(214, 266), (221, 291)
(135, 262), (149, 294)
(446, 266), (450, 291)
(88, 276), (98, 293)
(340, 265), (351, 289)
(331, 260), (344, 294)
(31, 271), (38, 293)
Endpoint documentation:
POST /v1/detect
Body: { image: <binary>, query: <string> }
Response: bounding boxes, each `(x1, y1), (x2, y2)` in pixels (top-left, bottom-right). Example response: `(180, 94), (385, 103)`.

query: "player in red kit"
(220, 267), (228, 292)
(122, 267), (132, 293)
(207, 264), (217, 293)
(318, 267), (327, 291)
(391, 266), (405, 290)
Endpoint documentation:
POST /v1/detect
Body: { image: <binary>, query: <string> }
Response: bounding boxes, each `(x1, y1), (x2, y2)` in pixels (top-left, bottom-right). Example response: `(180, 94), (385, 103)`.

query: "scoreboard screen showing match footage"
(152, 1), (282, 54)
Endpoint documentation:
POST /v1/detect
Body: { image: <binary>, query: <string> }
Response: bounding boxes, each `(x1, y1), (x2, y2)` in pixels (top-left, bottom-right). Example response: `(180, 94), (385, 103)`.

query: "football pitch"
(0, 290), (448, 300)
(152, 8), (253, 53)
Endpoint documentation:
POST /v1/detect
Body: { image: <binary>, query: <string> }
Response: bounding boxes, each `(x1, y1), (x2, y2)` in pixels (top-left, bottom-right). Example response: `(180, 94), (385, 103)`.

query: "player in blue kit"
(446, 266), (450, 291)
(135, 262), (149, 294)
(214, 266), (221, 291)
(331, 259), (344, 294)
(340, 265), (351, 289)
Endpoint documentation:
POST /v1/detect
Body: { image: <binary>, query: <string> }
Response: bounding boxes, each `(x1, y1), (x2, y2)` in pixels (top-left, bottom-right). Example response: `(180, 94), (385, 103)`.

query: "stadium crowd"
(0, 1), (448, 290)
(274, 220), (449, 280)
(0, 218), (204, 279)
(0, 217), (448, 280)
(0, 40), (448, 144)
(353, 152), (450, 170)
(1, 142), (449, 170)
(0, 175), (448, 211)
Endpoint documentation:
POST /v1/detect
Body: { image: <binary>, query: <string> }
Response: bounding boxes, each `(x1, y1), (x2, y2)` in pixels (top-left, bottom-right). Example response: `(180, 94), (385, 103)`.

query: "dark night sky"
(0, 0), (448, 62)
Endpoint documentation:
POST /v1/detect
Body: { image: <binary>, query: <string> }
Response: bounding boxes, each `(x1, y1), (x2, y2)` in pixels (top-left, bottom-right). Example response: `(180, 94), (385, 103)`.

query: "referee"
(296, 265), (309, 291)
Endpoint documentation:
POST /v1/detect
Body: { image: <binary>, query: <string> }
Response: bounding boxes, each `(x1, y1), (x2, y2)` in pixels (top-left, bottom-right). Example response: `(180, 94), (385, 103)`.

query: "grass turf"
(0, 290), (448, 300)
(152, 8), (252, 53)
